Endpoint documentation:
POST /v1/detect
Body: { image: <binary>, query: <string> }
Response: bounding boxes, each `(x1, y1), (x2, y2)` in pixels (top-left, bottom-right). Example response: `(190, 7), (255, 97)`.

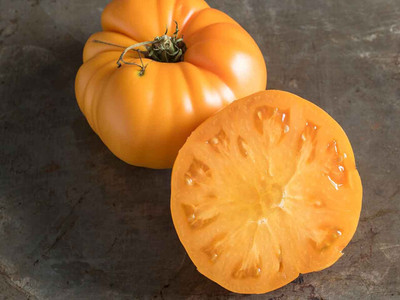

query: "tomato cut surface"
(171, 90), (362, 294)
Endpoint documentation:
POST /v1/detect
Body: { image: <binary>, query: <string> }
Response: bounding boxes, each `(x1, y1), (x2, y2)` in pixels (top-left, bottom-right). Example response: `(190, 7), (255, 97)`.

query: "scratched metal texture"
(0, 0), (399, 299)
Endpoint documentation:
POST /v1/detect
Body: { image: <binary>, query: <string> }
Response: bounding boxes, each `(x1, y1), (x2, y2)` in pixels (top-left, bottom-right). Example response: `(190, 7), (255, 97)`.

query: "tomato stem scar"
(93, 21), (186, 75)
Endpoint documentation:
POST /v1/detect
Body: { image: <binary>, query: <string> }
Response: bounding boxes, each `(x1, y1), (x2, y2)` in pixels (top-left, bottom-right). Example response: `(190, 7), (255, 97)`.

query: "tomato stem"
(92, 21), (186, 75)
(146, 21), (186, 63)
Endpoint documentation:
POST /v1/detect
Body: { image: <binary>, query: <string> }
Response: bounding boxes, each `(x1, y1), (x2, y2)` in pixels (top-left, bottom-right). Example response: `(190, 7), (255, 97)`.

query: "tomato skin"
(75, 0), (267, 168)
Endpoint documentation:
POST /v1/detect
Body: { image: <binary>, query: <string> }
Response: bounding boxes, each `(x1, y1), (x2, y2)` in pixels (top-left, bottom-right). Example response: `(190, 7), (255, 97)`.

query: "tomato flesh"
(171, 90), (362, 294)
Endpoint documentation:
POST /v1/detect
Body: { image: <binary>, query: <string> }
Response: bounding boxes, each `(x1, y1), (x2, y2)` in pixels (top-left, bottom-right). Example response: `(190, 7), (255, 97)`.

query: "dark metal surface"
(0, 0), (399, 299)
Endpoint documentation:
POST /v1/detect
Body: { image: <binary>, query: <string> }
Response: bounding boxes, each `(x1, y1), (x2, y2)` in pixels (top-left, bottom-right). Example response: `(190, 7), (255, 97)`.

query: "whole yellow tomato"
(75, 0), (267, 168)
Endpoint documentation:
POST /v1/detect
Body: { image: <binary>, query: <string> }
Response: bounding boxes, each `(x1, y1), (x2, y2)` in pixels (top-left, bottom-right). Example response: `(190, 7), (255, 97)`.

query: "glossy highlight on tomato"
(171, 90), (362, 294)
(75, 0), (267, 168)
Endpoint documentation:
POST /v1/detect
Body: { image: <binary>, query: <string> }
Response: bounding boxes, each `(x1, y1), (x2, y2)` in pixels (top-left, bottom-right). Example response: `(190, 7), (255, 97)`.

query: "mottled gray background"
(0, 0), (399, 299)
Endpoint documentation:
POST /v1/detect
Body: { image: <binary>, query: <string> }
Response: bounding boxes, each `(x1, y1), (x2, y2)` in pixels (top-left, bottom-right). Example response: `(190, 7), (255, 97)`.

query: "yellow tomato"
(171, 90), (362, 293)
(75, 0), (267, 168)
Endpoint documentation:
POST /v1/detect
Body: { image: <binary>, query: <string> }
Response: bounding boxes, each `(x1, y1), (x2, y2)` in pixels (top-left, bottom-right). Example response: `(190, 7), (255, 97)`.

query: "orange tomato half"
(75, 0), (267, 168)
(171, 90), (362, 294)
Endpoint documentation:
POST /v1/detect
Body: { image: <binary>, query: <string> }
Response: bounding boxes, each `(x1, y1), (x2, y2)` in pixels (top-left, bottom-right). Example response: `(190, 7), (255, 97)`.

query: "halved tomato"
(171, 90), (362, 294)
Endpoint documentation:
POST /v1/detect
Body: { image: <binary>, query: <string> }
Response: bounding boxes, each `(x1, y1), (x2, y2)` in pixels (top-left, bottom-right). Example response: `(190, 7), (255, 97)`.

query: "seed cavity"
(185, 174), (194, 186)
(254, 106), (275, 134)
(203, 233), (227, 263)
(310, 228), (343, 251)
(232, 257), (262, 279)
(184, 158), (211, 186)
(324, 140), (347, 189)
(181, 202), (219, 230)
(253, 106), (290, 143)
(298, 121), (319, 163)
(237, 136), (250, 158)
(206, 129), (229, 153)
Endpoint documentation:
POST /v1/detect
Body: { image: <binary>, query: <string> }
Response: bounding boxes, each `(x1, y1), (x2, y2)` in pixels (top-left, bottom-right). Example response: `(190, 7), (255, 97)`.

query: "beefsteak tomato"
(75, 0), (267, 168)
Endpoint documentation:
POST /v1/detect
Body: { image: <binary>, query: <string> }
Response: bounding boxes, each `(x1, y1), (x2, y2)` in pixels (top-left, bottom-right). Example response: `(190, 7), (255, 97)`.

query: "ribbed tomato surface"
(75, 0), (267, 168)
